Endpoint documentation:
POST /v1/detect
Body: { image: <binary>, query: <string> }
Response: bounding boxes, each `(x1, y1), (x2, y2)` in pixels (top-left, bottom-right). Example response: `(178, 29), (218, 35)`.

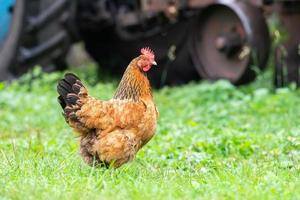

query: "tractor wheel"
(189, 1), (271, 84)
(79, 21), (200, 88)
(0, 0), (77, 81)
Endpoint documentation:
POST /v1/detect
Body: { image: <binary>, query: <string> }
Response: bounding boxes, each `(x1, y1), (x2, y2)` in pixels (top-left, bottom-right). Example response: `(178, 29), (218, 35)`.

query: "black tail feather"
(58, 95), (66, 109)
(66, 93), (79, 105)
(64, 73), (81, 85)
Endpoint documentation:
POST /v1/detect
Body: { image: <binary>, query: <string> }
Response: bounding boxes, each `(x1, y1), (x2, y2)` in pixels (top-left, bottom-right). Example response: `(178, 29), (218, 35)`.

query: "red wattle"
(143, 65), (151, 72)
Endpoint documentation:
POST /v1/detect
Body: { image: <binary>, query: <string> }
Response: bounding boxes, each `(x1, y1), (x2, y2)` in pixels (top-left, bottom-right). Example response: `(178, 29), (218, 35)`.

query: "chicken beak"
(152, 61), (157, 66)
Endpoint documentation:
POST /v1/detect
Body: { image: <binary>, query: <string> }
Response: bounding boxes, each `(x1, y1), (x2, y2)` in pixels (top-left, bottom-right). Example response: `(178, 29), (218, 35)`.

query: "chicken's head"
(137, 47), (157, 72)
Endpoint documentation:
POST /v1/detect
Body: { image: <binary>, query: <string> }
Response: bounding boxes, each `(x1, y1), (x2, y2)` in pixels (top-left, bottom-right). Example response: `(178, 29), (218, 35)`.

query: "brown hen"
(57, 47), (158, 168)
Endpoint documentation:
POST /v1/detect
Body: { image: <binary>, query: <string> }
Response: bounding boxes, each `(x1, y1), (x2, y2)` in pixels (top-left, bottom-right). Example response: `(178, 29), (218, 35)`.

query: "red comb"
(141, 47), (155, 59)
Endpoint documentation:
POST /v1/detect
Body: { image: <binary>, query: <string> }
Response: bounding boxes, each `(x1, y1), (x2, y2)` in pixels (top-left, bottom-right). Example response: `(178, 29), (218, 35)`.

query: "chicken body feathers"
(57, 71), (158, 168)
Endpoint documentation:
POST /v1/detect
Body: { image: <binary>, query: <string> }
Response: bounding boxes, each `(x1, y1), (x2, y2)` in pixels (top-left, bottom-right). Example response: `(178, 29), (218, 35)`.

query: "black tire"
(0, 0), (77, 81)
(79, 20), (200, 88)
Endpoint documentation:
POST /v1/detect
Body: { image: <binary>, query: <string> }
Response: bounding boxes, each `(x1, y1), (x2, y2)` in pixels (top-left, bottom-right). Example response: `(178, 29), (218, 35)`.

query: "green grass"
(1, 67), (300, 200)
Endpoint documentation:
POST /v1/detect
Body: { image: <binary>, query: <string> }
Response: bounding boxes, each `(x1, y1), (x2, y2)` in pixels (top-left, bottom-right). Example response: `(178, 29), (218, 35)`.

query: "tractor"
(0, 0), (298, 87)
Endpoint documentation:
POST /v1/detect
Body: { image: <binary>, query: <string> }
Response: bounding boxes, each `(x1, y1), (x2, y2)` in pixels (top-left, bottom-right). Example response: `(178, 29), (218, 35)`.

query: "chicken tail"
(57, 73), (88, 125)
(57, 73), (88, 107)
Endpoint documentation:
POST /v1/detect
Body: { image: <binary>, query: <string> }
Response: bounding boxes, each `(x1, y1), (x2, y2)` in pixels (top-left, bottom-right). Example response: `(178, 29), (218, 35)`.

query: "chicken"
(57, 47), (158, 168)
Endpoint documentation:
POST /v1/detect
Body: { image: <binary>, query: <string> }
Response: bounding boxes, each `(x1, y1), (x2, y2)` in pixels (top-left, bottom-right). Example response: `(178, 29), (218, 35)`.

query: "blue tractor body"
(0, 0), (15, 47)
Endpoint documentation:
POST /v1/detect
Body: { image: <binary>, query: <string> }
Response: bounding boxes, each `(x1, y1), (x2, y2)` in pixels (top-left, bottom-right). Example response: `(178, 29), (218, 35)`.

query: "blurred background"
(0, 0), (299, 88)
(1, 2), (300, 198)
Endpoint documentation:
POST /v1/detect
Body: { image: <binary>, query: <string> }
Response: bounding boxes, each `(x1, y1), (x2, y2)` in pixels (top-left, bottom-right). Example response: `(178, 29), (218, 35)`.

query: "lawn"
(1, 67), (300, 200)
